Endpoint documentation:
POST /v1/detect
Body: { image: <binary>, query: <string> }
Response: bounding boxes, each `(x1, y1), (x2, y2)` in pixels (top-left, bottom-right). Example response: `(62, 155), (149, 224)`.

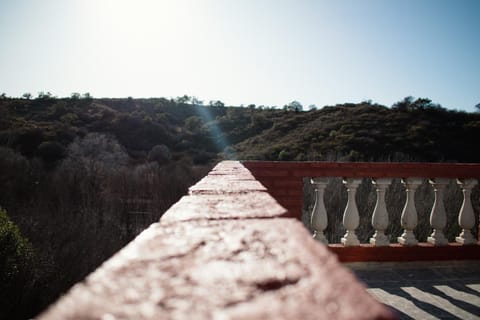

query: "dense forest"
(1, 93), (480, 319)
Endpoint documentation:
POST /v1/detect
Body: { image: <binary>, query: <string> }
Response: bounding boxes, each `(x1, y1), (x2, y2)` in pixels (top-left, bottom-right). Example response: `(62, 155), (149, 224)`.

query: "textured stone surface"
(189, 161), (267, 195)
(40, 219), (394, 320)
(189, 176), (267, 195)
(161, 193), (287, 224)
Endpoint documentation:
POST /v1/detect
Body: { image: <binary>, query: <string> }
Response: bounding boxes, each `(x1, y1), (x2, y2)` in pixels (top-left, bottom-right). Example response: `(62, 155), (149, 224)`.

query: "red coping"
(329, 243), (480, 263)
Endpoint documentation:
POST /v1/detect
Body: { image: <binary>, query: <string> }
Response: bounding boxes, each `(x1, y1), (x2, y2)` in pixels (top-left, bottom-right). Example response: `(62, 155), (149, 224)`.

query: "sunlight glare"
(79, 0), (206, 97)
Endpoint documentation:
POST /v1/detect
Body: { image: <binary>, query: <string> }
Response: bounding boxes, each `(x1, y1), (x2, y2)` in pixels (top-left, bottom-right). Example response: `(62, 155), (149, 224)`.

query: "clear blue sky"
(1, 0), (479, 111)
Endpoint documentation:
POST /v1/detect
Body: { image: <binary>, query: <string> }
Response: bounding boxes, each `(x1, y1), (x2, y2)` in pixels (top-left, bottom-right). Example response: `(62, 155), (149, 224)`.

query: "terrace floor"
(346, 260), (480, 320)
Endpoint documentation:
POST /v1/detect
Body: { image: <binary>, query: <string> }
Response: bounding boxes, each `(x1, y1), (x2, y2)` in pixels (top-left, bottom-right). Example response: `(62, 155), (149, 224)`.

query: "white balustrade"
(397, 178), (423, 246)
(427, 178), (449, 245)
(310, 178), (329, 244)
(456, 179), (478, 245)
(341, 178), (362, 246)
(370, 178), (392, 246)
(308, 174), (478, 247)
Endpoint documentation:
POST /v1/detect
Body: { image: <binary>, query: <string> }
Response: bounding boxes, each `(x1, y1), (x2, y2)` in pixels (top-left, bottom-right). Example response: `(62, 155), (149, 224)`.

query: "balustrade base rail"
(329, 243), (480, 263)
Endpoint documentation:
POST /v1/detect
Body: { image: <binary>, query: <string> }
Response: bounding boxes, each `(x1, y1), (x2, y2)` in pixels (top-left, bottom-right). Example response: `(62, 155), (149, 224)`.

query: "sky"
(1, 0), (479, 112)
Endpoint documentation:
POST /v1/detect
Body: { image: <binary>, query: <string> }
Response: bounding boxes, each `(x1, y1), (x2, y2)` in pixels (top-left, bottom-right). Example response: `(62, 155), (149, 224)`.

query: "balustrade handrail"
(243, 161), (480, 178)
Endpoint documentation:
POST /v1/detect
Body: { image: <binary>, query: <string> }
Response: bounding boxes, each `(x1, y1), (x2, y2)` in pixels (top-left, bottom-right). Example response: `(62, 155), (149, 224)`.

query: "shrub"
(278, 149), (293, 161)
(37, 141), (66, 163)
(148, 144), (171, 165)
(0, 207), (34, 319)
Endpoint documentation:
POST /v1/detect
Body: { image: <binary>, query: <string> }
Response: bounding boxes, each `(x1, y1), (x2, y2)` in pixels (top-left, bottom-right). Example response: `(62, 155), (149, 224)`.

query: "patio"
(347, 260), (480, 319)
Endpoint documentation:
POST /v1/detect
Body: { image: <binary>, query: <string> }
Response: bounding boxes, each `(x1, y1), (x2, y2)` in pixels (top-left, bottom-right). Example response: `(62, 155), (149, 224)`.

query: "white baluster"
(427, 178), (449, 246)
(370, 178), (392, 246)
(310, 178), (329, 244)
(341, 178), (362, 246)
(397, 178), (423, 246)
(456, 179), (478, 245)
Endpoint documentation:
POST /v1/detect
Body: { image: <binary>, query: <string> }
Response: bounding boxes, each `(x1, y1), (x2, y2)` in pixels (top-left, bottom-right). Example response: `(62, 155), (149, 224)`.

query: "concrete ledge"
(39, 161), (396, 320)
(330, 243), (480, 263)
(189, 161), (267, 195)
(161, 192), (288, 224)
(39, 219), (395, 319)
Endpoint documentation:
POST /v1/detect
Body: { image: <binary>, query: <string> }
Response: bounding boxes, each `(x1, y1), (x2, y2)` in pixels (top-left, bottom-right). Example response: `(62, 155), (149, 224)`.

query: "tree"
(59, 133), (128, 227)
(38, 141), (66, 163)
(37, 91), (54, 100)
(185, 116), (204, 132)
(191, 96), (203, 106)
(148, 144), (171, 165)
(64, 133), (127, 174)
(411, 97), (442, 110)
(61, 133), (128, 194)
(175, 95), (191, 104)
(22, 93), (32, 100)
(0, 147), (30, 208)
(285, 100), (303, 112)
(209, 100), (225, 107)
(82, 92), (92, 100)
(475, 103), (480, 113)
(392, 96), (441, 111)
(392, 96), (414, 111)
(0, 93), (7, 100)
(308, 104), (318, 111)
(70, 92), (81, 100)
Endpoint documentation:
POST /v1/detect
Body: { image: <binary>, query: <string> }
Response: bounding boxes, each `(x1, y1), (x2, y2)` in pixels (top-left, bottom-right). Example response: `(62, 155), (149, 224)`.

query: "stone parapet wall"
(39, 161), (395, 320)
(243, 161), (480, 245)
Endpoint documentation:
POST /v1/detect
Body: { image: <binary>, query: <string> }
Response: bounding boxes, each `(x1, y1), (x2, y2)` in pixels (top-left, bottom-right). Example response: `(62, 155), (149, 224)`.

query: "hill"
(0, 95), (479, 318)
(232, 102), (480, 162)
(1, 96), (479, 165)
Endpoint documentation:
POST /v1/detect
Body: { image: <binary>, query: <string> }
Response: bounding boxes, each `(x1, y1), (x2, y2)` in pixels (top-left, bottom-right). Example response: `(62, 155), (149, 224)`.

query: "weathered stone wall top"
(39, 161), (396, 320)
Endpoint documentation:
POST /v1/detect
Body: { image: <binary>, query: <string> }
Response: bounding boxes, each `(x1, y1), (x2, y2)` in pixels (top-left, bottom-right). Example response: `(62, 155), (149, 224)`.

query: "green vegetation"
(1, 95), (479, 165)
(0, 208), (34, 320)
(0, 94), (479, 318)
(233, 100), (480, 162)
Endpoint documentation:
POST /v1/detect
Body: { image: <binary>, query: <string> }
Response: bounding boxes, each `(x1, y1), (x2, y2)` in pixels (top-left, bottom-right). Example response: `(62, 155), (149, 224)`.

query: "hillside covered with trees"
(1, 93), (480, 319)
